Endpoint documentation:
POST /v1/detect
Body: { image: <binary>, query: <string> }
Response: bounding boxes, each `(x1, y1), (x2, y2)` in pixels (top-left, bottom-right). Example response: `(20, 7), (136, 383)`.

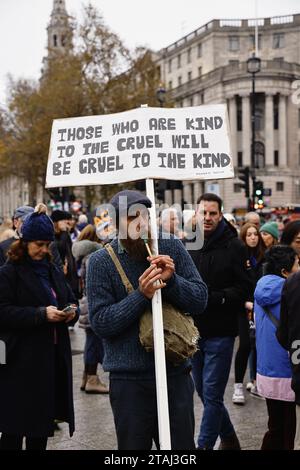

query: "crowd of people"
(0, 192), (300, 451)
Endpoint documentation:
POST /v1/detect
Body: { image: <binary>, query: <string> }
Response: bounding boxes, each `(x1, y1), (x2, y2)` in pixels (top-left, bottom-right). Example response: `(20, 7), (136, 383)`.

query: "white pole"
(146, 177), (171, 450)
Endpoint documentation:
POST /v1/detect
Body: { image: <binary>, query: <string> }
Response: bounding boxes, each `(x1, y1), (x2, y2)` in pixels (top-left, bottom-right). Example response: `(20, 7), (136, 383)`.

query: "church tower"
(47, 0), (73, 56)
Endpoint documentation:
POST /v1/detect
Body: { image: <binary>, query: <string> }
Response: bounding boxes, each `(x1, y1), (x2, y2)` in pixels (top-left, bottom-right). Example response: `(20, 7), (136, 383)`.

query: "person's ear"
(281, 268), (288, 278)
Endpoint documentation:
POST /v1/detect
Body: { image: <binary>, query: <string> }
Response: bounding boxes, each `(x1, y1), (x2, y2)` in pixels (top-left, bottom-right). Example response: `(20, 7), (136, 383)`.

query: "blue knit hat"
(260, 221), (279, 240)
(21, 204), (55, 242)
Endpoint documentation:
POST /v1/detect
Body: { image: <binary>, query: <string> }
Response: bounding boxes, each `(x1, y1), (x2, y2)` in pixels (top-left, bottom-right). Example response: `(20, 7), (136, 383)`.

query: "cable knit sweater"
(87, 237), (208, 378)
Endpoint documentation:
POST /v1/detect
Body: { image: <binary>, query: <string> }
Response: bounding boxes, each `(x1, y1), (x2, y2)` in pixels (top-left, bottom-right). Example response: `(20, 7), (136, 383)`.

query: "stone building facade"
(0, 177), (29, 219)
(157, 14), (300, 212)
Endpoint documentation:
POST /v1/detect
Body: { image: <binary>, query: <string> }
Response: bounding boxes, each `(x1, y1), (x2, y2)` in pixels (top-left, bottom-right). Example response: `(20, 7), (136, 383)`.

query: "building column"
(193, 181), (202, 204)
(183, 181), (193, 205)
(228, 97), (237, 166)
(279, 94), (287, 167)
(173, 189), (182, 206)
(164, 189), (173, 206)
(242, 96), (251, 166)
(265, 94), (274, 167)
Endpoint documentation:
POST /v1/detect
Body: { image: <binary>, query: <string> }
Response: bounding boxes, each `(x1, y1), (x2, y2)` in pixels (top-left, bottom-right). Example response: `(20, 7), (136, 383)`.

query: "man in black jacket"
(277, 270), (300, 450)
(189, 193), (252, 450)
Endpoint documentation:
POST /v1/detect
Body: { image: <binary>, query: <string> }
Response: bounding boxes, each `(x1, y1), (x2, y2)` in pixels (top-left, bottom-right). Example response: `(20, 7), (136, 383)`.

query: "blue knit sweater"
(87, 237), (207, 378)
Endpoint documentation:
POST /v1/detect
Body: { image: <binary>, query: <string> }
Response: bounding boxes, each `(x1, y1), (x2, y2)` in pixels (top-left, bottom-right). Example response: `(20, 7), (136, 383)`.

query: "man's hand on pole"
(147, 255), (175, 282)
(138, 264), (166, 299)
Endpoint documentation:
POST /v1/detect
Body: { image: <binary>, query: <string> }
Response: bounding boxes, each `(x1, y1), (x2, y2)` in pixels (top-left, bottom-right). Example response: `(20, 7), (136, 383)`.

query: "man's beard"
(121, 233), (153, 261)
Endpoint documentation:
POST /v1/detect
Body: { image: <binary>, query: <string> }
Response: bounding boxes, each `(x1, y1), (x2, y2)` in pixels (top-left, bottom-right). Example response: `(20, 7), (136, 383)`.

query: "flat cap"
(109, 190), (152, 215)
(13, 205), (34, 221)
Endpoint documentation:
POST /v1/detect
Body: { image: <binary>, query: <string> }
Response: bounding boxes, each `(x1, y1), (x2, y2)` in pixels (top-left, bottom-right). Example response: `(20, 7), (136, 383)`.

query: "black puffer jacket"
(277, 270), (300, 405)
(189, 219), (252, 338)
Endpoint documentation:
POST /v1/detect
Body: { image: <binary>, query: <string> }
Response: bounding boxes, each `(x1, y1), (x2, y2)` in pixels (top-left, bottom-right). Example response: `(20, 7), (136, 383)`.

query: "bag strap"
(262, 306), (280, 329)
(105, 244), (134, 294)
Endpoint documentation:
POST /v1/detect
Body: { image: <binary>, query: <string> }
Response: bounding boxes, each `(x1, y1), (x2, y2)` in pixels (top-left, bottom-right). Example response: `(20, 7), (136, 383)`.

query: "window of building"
(178, 76), (182, 86)
(187, 48), (192, 64)
(197, 43), (202, 58)
(249, 34), (262, 50)
(189, 97), (194, 107)
(199, 92), (204, 104)
(274, 94), (279, 130)
(168, 59), (172, 73)
(229, 36), (239, 51)
(168, 80), (173, 90)
(177, 54), (181, 68)
(198, 66), (202, 77)
(53, 34), (57, 47)
(273, 33), (285, 49)
(274, 57), (284, 63)
(274, 150), (279, 167)
(61, 35), (66, 47)
(229, 60), (239, 67)
(237, 151), (243, 167)
(178, 100), (183, 108)
(236, 96), (242, 131)
(276, 182), (284, 192)
(234, 183), (242, 193)
(188, 71), (192, 81)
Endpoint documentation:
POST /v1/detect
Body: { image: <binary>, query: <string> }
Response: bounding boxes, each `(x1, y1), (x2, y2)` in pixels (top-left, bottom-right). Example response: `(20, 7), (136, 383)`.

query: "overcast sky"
(0, 0), (299, 105)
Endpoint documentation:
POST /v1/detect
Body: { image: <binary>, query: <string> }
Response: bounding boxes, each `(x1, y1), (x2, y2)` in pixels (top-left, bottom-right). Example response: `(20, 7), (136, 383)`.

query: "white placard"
(46, 105), (234, 188)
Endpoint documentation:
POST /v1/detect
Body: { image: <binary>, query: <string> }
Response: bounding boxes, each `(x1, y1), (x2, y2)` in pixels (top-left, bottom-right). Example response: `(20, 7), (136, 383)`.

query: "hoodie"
(254, 274), (294, 401)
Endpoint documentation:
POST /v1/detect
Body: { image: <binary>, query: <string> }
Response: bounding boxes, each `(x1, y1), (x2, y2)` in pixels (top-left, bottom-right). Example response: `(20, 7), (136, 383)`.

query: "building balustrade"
(169, 60), (300, 100)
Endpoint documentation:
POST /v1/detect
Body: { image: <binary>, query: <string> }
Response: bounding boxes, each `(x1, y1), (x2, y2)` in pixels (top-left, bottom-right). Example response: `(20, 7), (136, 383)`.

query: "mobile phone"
(62, 305), (74, 314)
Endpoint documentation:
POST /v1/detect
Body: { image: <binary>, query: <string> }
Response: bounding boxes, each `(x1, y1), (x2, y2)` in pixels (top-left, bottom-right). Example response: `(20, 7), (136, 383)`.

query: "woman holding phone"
(0, 204), (78, 450)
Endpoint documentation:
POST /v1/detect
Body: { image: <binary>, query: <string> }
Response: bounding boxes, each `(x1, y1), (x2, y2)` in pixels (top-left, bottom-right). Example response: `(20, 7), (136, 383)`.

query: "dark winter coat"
(0, 259), (78, 437)
(277, 270), (300, 405)
(52, 231), (79, 298)
(0, 236), (16, 266)
(189, 219), (252, 338)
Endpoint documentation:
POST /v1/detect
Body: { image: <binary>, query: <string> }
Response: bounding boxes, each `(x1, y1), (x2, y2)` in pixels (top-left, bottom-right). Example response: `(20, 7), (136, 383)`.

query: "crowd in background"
(0, 196), (300, 451)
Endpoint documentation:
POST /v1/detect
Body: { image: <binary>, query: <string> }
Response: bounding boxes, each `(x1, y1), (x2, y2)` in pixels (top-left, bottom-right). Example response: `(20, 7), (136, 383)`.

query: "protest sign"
(45, 104), (233, 450)
(46, 105), (233, 188)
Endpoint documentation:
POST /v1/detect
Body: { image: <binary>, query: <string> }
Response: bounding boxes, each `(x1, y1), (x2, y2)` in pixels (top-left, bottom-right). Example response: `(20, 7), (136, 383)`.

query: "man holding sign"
(87, 189), (208, 450)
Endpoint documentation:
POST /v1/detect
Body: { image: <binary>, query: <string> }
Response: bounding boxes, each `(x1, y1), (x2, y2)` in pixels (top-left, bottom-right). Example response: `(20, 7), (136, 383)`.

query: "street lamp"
(247, 53), (261, 209)
(156, 84), (166, 107)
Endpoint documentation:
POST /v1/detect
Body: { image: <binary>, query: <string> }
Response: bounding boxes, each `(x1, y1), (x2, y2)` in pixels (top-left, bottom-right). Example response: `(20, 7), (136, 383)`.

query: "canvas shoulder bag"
(105, 244), (200, 365)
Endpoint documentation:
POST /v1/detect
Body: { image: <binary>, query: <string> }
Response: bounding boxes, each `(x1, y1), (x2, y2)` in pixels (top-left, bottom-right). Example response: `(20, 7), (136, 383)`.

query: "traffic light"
(155, 180), (167, 202)
(237, 166), (250, 198)
(253, 180), (264, 209)
(135, 180), (146, 191)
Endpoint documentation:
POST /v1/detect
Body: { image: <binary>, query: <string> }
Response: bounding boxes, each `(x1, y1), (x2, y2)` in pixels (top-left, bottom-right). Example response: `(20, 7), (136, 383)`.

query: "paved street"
(47, 326), (267, 450)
